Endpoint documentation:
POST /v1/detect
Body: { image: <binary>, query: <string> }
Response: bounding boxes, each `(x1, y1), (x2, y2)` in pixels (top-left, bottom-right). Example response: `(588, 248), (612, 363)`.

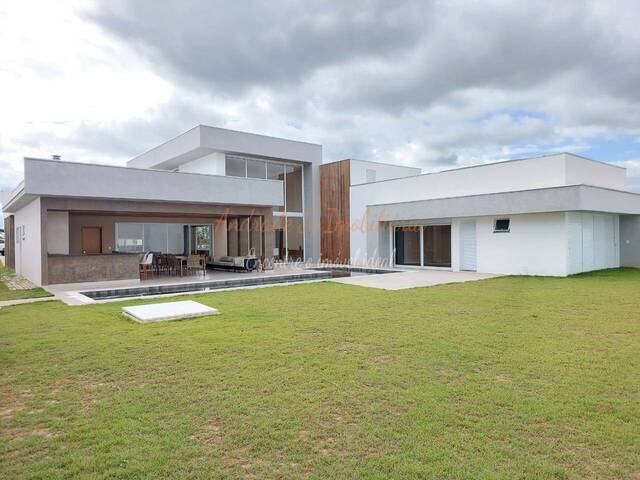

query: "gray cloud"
(87, 0), (429, 96)
(3, 0), (639, 195)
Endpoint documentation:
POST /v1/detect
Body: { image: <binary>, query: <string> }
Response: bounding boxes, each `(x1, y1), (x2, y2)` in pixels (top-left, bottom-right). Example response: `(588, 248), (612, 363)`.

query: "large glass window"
(144, 224), (167, 252)
(285, 164), (303, 213)
(116, 222), (187, 254)
(394, 227), (421, 266)
(247, 159), (266, 179)
(225, 155), (305, 261)
(116, 223), (144, 252)
(423, 225), (451, 267)
(167, 224), (184, 254)
(225, 155), (246, 177)
(267, 163), (285, 213)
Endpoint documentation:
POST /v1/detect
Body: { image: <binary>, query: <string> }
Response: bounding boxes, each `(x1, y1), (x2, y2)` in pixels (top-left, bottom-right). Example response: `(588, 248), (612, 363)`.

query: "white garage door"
(461, 220), (477, 271)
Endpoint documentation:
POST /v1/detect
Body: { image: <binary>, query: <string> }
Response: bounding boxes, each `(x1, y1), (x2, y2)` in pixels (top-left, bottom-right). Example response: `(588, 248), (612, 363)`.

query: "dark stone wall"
(47, 254), (139, 285)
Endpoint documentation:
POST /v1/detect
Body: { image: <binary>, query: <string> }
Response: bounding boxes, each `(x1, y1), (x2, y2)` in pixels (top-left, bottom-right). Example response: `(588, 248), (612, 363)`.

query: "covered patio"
(42, 196), (282, 285)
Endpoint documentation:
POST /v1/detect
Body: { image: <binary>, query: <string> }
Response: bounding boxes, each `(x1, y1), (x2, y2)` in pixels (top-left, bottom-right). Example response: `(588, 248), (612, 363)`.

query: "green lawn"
(1, 269), (639, 479)
(0, 266), (52, 301)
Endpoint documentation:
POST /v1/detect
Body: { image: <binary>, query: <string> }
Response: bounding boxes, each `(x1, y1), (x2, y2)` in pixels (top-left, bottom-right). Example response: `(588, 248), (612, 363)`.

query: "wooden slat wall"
(4, 215), (15, 269)
(320, 160), (350, 263)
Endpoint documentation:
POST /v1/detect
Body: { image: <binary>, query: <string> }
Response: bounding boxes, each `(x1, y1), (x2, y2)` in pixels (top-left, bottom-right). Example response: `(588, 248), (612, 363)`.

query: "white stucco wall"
(46, 211), (69, 255)
(13, 197), (42, 285)
(349, 160), (420, 185)
(472, 212), (569, 276)
(564, 155), (626, 190)
(178, 152), (226, 175)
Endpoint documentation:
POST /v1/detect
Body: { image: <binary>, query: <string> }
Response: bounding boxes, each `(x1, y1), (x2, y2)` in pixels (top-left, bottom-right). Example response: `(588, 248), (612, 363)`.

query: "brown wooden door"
(81, 227), (102, 254)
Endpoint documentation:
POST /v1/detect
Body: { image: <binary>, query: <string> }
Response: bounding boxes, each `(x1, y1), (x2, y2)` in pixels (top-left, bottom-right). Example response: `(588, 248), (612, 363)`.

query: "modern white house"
(346, 153), (640, 276)
(2, 125), (640, 286)
(1, 125), (321, 285)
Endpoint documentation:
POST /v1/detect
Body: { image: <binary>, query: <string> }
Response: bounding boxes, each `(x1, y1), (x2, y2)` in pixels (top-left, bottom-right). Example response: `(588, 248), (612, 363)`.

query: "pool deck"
(331, 269), (498, 290)
(46, 266), (329, 305)
(44, 265), (500, 305)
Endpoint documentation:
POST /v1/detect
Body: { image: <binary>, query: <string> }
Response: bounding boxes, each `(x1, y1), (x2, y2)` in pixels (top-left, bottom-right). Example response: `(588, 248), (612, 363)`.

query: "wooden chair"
(186, 254), (205, 277)
(168, 255), (184, 276)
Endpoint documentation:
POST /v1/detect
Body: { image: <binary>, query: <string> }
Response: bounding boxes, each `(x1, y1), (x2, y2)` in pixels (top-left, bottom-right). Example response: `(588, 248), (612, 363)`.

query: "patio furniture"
(208, 254), (257, 272)
(167, 255), (186, 276)
(186, 254), (206, 276)
(159, 254), (170, 275)
(139, 252), (154, 280)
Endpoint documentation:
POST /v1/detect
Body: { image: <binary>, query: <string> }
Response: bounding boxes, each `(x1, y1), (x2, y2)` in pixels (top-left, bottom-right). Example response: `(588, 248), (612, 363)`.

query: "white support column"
(419, 226), (424, 267)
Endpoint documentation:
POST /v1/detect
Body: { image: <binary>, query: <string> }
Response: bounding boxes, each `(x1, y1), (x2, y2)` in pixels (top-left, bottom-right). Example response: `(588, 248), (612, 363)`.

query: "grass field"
(0, 266), (52, 301)
(1, 269), (639, 479)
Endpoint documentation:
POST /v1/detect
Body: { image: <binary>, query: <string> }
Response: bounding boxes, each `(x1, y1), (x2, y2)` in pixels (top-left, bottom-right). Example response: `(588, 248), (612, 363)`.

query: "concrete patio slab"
(330, 269), (499, 290)
(123, 300), (219, 323)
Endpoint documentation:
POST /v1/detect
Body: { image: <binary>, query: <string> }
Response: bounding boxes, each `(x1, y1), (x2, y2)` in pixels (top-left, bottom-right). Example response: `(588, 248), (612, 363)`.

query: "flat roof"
(322, 158), (421, 170)
(352, 152), (625, 188)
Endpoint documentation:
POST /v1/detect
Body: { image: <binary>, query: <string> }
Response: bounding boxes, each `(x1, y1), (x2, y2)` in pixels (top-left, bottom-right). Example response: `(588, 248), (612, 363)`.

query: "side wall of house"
(473, 212), (568, 276)
(12, 198), (42, 285)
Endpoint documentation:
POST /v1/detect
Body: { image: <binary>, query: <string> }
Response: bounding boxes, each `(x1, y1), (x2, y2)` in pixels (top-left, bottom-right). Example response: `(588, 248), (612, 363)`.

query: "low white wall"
(13, 197), (42, 285)
(472, 212), (568, 276)
(46, 211), (69, 255)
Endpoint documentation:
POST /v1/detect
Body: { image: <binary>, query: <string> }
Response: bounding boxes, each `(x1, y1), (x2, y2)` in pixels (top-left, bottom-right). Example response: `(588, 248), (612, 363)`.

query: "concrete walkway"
(331, 269), (499, 290)
(0, 296), (57, 308)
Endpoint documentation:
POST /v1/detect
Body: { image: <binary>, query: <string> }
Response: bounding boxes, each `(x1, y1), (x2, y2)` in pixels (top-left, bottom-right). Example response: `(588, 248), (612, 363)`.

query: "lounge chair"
(208, 254), (257, 272)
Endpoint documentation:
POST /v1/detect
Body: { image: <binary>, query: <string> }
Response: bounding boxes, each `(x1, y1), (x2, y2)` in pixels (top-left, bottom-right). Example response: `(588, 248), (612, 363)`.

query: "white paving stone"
(331, 270), (499, 290)
(123, 300), (219, 323)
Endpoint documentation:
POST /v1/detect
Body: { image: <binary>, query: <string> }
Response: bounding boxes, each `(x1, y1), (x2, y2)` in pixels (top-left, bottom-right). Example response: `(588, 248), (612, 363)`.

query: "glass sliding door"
(394, 224), (452, 268)
(423, 225), (451, 267)
(273, 216), (285, 261)
(394, 226), (421, 266)
(286, 217), (304, 261)
(188, 224), (212, 257)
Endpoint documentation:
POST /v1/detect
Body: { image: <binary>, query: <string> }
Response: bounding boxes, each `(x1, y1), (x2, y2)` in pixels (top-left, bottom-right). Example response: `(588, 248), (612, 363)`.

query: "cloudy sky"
(1, 0), (640, 212)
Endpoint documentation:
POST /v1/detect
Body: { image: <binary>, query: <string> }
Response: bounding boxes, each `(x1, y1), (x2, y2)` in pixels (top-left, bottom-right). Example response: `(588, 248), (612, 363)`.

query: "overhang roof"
(2, 158), (284, 213)
(126, 125), (322, 170)
(366, 184), (640, 221)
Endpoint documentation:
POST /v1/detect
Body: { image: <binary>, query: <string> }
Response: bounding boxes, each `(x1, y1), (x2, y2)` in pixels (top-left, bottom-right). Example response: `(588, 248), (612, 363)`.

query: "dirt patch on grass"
(5, 426), (53, 441)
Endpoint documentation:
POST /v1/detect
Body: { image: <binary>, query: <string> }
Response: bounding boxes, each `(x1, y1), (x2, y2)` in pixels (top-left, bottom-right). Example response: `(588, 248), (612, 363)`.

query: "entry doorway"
(81, 227), (102, 254)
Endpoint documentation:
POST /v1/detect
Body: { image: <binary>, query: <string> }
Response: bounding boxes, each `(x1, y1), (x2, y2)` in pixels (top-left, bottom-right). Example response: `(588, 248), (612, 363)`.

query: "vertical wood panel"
(4, 215), (15, 269)
(320, 160), (350, 263)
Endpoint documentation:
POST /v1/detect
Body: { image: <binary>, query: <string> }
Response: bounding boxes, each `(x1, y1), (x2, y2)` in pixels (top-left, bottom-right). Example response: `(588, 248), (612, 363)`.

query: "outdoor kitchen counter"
(47, 253), (139, 284)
